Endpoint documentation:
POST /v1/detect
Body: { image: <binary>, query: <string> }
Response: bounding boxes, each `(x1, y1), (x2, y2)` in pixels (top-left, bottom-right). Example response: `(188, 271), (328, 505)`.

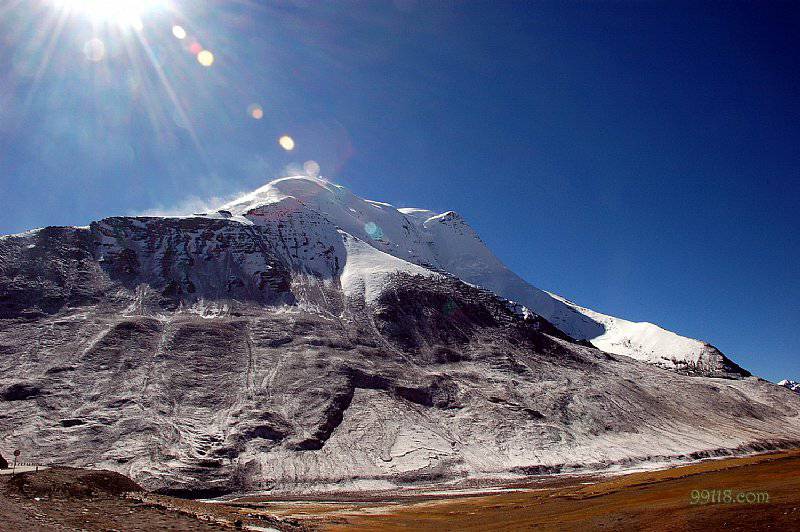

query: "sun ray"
(134, 29), (213, 170)
(21, 5), (71, 112)
(50, 0), (168, 28)
(0, 0), (24, 18)
(6, 0), (280, 179)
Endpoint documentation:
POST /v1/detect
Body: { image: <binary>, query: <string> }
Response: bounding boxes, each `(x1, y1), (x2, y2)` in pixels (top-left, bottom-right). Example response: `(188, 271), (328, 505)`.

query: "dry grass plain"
(244, 449), (800, 531)
(2, 450), (798, 530)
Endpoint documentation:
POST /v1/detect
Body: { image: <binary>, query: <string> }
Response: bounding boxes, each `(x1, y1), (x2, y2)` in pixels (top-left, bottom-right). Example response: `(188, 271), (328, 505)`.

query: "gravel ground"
(0, 467), (305, 531)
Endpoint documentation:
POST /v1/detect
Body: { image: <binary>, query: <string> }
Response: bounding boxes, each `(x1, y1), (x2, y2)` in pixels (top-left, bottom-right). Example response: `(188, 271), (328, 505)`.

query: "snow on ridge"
(339, 232), (439, 303)
(398, 196), (733, 372)
(544, 291), (710, 367)
(219, 175), (344, 216)
(4, 174), (741, 374)
(0, 227), (44, 240)
(217, 180), (440, 304)
(397, 207), (437, 222)
(779, 380), (800, 393)
(211, 175), (734, 373)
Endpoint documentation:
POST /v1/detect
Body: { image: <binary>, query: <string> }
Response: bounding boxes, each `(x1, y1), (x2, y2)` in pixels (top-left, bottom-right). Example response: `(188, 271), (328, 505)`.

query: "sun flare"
(51, 0), (167, 27)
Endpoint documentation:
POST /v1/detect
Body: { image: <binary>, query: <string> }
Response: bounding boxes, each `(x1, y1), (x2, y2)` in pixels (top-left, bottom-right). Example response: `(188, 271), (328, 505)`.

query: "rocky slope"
(1, 177), (799, 495)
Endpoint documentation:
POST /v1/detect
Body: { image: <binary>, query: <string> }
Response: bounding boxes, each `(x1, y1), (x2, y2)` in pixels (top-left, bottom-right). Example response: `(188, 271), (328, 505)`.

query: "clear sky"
(0, 1), (797, 382)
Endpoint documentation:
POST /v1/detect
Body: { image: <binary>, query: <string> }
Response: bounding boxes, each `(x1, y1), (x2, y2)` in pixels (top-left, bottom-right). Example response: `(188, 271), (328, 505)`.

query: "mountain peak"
(209, 175), (748, 377)
(220, 175), (347, 215)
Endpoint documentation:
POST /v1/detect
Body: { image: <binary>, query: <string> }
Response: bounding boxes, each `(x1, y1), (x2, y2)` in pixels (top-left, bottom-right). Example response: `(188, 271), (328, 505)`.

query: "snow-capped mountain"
(779, 380), (800, 393)
(1, 175), (798, 495)
(219, 176), (745, 377)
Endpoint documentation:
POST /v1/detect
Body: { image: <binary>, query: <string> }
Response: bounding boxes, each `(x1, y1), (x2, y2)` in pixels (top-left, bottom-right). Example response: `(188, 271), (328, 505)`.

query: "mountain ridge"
(217, 176), (745, 378)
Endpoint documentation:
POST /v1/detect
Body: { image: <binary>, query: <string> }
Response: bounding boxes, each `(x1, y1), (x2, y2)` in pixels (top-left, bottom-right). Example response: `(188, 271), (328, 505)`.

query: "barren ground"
(236, 449), (800, 531)
(1, 450), (798, 531)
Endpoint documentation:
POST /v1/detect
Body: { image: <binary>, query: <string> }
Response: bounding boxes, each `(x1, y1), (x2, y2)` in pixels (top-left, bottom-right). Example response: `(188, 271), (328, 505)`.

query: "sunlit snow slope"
(221, 176), (744, 377)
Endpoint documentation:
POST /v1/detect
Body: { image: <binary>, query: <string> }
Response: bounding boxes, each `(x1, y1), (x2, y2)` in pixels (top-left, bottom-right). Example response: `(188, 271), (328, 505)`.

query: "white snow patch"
(0, 228), (43, 240)
(339, 233), (437, 303)
(545, 292), (711, 367)
(778, 380), (800, 393)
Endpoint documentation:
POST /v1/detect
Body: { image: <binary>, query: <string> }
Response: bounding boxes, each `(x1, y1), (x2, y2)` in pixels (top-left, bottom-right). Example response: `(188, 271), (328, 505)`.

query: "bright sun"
(52, 0), (167, 27)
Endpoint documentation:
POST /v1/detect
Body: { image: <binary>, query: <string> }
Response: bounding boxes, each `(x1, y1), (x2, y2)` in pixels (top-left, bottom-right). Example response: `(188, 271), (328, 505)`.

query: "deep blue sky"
(1, 1), (798, 381)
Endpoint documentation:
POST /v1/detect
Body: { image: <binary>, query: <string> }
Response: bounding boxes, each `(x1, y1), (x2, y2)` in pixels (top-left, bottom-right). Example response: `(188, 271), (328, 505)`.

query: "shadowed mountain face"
(1, 186), (799, 495)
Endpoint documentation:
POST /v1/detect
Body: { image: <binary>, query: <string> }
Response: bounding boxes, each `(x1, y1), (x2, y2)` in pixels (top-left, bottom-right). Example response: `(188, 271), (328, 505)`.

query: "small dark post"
(12, 450), (20, 476)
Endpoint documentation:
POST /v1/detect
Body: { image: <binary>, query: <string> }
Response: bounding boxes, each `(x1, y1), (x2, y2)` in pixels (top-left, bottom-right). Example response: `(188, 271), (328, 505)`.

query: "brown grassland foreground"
(1, 449), (799, 531)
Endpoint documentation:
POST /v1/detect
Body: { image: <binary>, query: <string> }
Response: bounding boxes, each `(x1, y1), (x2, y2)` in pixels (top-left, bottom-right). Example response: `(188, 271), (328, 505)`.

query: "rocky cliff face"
(1, 179), (800, 495)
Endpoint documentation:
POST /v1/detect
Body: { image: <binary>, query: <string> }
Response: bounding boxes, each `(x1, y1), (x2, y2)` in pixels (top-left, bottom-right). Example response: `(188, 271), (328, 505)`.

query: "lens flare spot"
(189, 42), (203, 55)
(278, 135), (295, 151)
(303, 160), (320, 177)
(197, 50), (214, 67)
(364, 222), (384, 240)
(172, 25), (187, 39)
(83, 38), (106, 62)
(248, 104), (264, 120)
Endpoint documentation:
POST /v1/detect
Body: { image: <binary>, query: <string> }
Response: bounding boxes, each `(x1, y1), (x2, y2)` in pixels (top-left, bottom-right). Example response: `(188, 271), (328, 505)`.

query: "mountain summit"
(1, 176), (798, 494)
(222, 176), (742, 377)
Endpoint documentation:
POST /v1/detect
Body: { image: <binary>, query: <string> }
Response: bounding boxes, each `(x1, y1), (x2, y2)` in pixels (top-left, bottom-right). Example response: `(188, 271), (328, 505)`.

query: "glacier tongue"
(218, 175), (745, 377)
